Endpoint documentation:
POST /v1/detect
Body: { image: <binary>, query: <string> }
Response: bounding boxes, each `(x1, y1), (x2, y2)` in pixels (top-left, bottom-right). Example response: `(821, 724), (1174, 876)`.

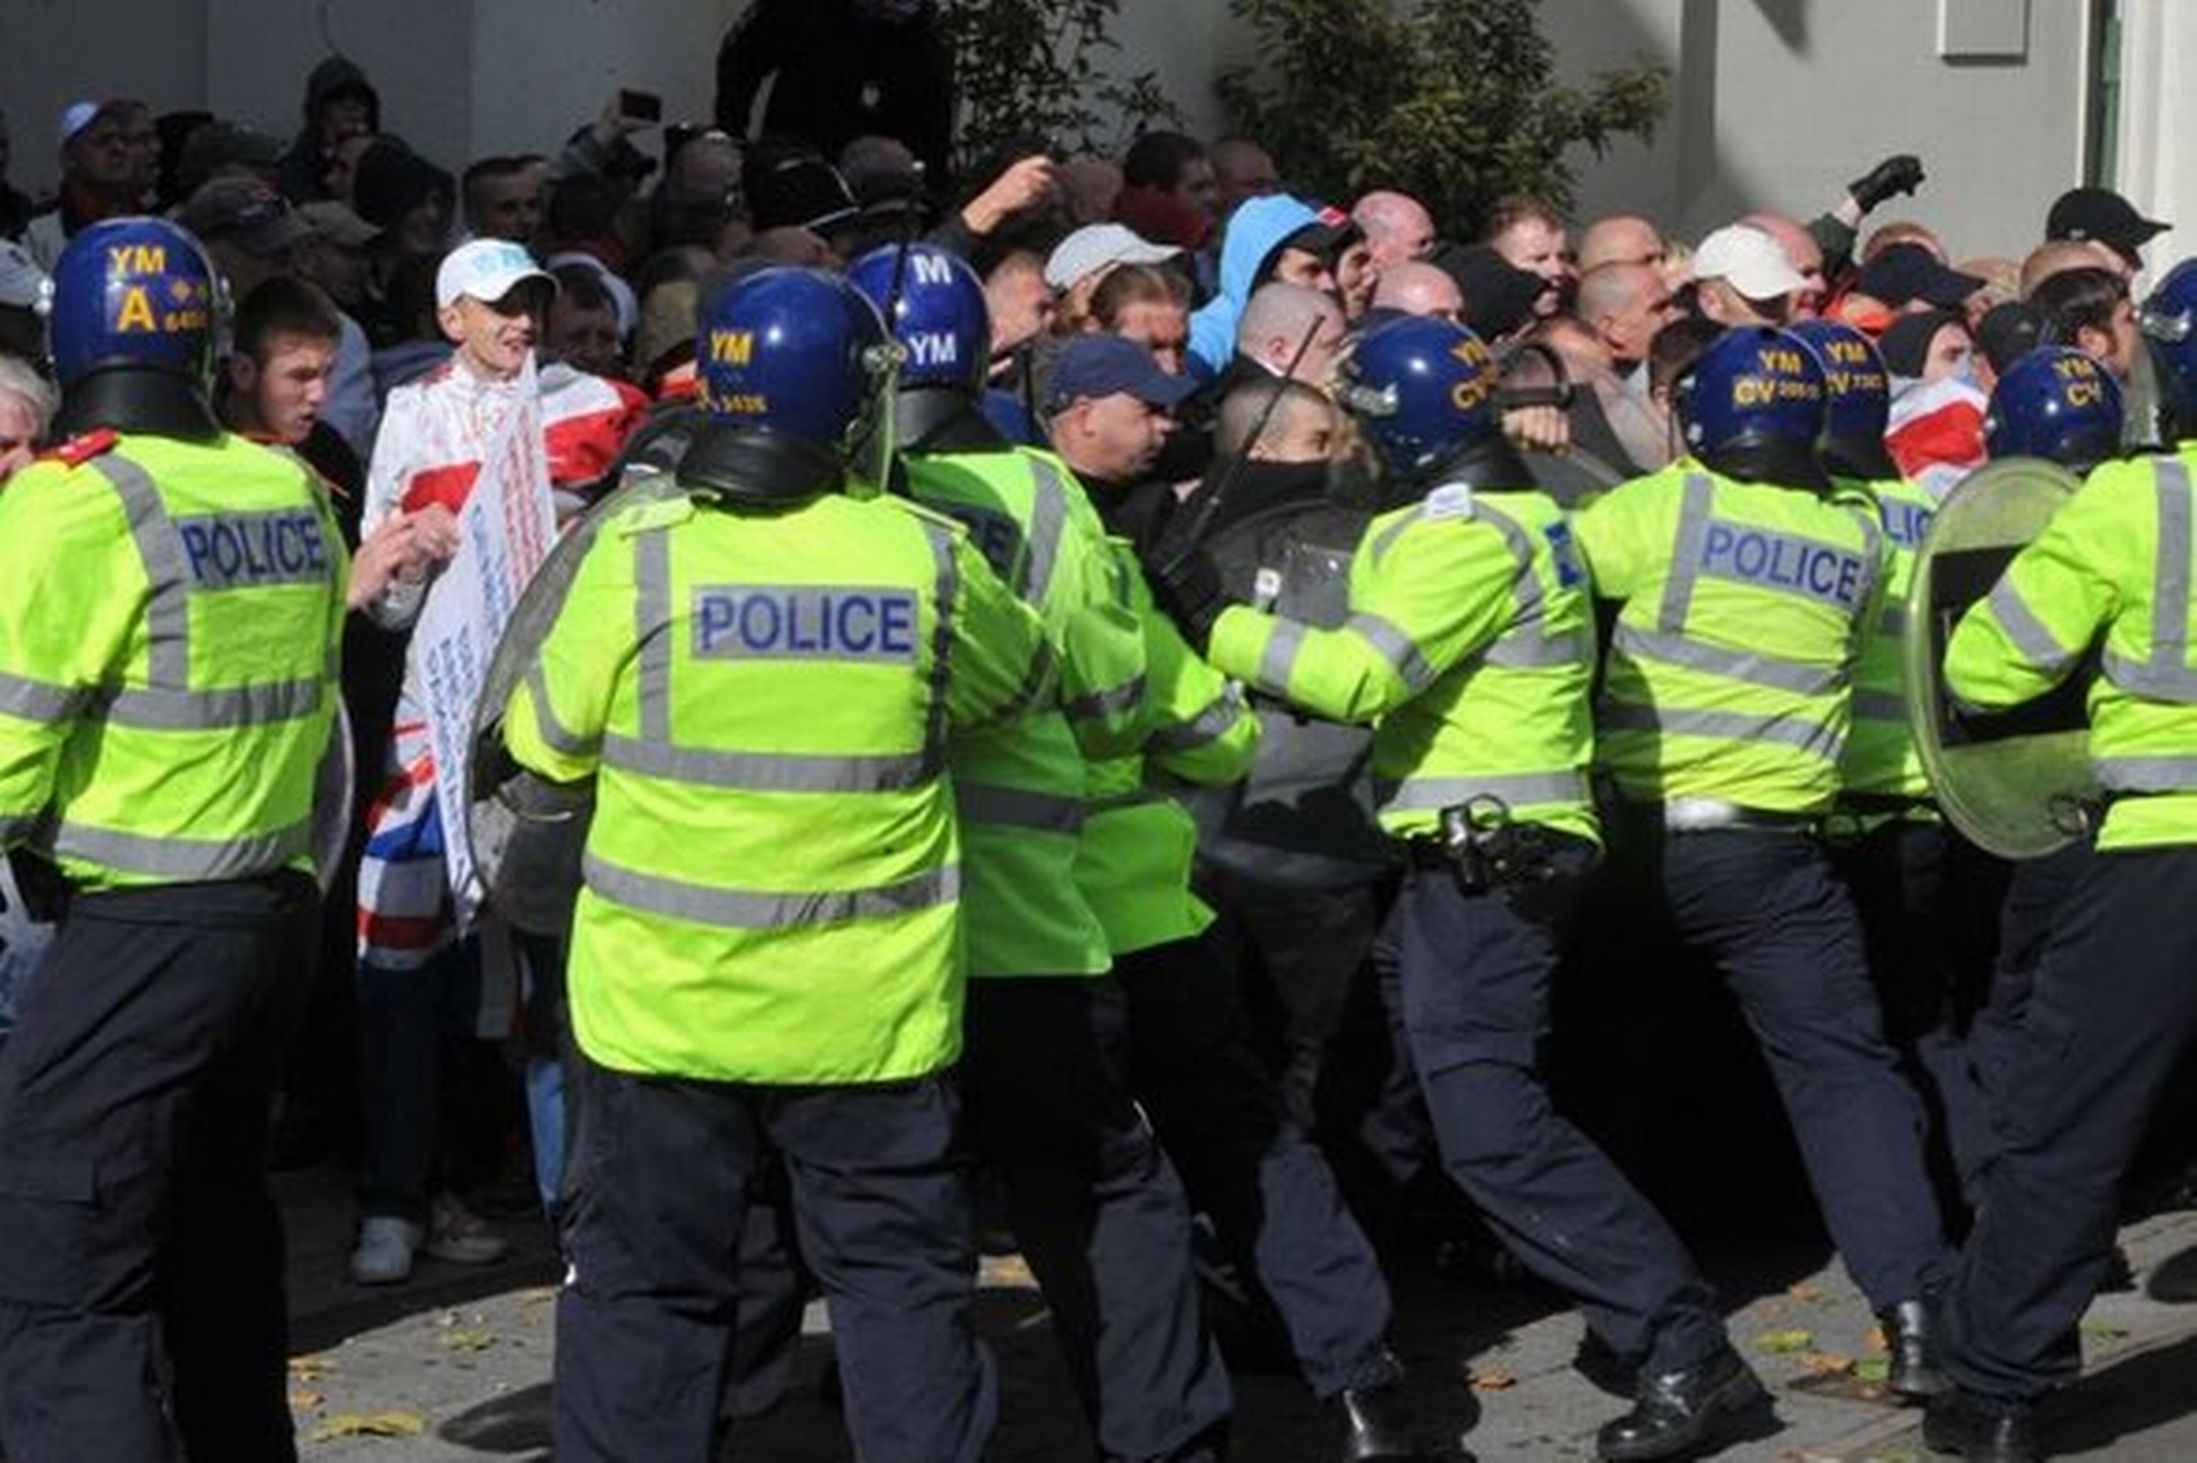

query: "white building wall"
(2, 0), (2191, 282)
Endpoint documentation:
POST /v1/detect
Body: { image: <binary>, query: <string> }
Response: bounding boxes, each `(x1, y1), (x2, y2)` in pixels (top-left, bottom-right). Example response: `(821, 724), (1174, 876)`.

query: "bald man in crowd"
(1234, 281), (1348, 388)
(1369, 260), (1463, 322)
(1577, 212), (1668, 276)
(1352, 190), (1437, 271)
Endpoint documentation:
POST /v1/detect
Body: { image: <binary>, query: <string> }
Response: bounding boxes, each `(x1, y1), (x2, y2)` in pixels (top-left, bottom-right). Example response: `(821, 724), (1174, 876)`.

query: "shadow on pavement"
(439, 1381), (552, 1456)
(2046, 1331), (2197, 1455)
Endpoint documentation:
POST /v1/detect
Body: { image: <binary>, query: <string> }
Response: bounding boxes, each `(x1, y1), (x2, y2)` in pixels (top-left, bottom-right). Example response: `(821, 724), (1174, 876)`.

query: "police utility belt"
(1406, 794), (1577, 893)
(1624, 796), (1820, 834)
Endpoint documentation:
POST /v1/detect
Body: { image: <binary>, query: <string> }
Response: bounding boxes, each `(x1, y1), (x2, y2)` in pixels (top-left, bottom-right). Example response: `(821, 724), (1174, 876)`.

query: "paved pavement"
(277, 1160), (2197, 1462)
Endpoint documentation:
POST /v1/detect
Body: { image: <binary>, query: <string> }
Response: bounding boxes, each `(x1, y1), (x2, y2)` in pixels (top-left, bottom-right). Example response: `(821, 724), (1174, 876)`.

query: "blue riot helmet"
(1983, 346), (2125, 474)
(686, 266), (897, 501)
(1787, 318), (1897, 480)
(844, 243), (989, 394)
(45, 217), (229, 439)
(2140, 258), (2197, 440)
(1338, 315), (1526, 488)
(1674, 326), (1831, 493)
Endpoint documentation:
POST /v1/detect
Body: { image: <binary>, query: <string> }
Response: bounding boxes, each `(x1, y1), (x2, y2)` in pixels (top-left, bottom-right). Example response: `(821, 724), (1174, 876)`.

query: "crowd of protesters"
(3, 3), (2197, 1459)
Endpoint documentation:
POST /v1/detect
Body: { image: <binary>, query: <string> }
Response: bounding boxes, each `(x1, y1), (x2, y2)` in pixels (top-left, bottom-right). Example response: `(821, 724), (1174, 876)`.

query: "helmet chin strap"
(51, 367), (223, 442)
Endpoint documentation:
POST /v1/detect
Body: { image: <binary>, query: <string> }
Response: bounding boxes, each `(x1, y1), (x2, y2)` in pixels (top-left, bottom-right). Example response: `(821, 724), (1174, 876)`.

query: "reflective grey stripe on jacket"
(1375, 769), (1591, 813)
(2102, 458), (2197, 702)
(584, 850), (960, 928)
(49, 817), (312, 881)
(1598, 702), (1845, 760)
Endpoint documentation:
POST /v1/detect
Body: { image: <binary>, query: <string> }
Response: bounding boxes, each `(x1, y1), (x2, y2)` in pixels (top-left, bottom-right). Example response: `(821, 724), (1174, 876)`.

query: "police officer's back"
(502, 268), (1048, 1463)
(843, 242), (1234, 1463)
(0, 218), (346, 1461)
(1570, 327), (1955, 1399)
(1166, 318), (1763, 1461)
(1925, 260), (2197, 1460)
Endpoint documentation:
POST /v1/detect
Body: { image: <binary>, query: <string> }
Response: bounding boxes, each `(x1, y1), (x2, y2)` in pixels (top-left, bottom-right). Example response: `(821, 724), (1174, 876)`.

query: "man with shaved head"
(2021, 238), (2127, 298)
(1740, 210), (1829, 317)
(1369, 259), (1462, 322)
(1352, 189), (1437, 271)
(1235, 281), (1348, 388)
(1575, 261), (1680, 376)
(1577, 212), (1668, 276)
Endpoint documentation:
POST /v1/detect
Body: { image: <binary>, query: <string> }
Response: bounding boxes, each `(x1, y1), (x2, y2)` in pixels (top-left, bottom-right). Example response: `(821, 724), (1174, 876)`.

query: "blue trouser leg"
(1945, 846), (2197, 1402)
(1117, 935), (1401, 1398)
(1397, 862), (1727, 1373)
(962, 976), (1231, 1462)
(1656, 829), (1951, 1309)
(554, 1063), (995, 1463)
(1832, 818), (2002, 1212)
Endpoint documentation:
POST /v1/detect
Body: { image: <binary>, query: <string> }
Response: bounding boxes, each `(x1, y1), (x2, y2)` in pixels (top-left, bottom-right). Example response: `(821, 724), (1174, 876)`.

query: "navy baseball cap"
(1855, 243), (1985, 310)
(1045, 335), (1198, 414)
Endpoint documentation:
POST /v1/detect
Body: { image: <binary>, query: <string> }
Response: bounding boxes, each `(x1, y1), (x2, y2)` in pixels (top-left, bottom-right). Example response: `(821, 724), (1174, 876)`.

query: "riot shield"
(1904, 456), (2096, 859)
(467, 467), (689, 935)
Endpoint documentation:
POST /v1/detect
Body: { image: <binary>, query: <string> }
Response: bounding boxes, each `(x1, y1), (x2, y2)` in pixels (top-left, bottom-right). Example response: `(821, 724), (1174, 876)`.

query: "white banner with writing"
(414, 360), (558, 926)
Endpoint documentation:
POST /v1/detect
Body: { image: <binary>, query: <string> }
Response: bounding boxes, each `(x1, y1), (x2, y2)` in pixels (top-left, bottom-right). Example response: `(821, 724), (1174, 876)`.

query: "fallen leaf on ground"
(1753, 1328), (1815, 1354)
(1466, 1369), (1517, 1391)
(288, 1355), (336, 1380)
(1802, 1351), (1855, 1376)
(439, 1328), (497, 1353)
(2082, 1321), (2130, 1343)
(1864, 1324), (1888, 1354)
(288, 1390), (324, 1410)
(1854, 1356), (1892, 1385)
(1786, 1281), (1826, 1303)
(306, 1412), (426, 1442)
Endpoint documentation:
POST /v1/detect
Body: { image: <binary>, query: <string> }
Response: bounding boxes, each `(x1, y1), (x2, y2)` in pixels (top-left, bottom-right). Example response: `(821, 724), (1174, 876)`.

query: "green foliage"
(1218, 0), (1668, 229)
(937, 0), (1184, 170)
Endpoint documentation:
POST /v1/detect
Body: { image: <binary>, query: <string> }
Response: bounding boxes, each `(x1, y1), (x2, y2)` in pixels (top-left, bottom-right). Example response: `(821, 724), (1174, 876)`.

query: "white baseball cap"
(1042, 223), (1182, 292)
(435, 238), (555, 309)
(1689, 224), (1807, 301)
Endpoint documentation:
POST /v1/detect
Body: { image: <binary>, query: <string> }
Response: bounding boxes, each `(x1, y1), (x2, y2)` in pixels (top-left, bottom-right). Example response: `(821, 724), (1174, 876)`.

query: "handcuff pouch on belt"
(1436, 794), (1556, 893)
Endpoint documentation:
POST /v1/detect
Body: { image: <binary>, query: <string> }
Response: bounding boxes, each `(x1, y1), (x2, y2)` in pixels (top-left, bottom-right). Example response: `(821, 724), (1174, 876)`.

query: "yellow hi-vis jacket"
(1206, 481), (1597, 845)
(1075, 543), (1259, 957)
(1572, 462), (1886, 814)
(1948, 446), (2197, 851)
(904, 445), (1145, 978)
(0, 431), (346, 889)
(504, 488), (1053, 1083)
(1840, 473), (1936, 802)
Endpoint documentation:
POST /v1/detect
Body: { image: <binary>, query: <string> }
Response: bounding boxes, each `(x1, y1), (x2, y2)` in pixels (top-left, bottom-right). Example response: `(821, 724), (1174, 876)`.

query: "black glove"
(1848, 154), (1925, 214)
(1145, 549), (1228, 653)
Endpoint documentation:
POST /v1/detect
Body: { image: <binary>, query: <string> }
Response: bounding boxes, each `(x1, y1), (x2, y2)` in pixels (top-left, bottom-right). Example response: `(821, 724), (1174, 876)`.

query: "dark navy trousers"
(0, 874), (318, 1463)
(554, 1061), (996, 1463)
(961, 976), (1232, 1461)
(1393, 855), (1729, 1373)
(1945, 846), (2197, 1402)
(1115, 933), (1401, 1398)
(1616, 823), (1951, 1310)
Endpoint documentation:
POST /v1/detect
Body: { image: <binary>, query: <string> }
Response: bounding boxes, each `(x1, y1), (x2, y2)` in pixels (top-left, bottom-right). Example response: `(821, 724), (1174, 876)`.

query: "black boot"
(1595, 1345), (1765, 1462)
(1336, 1381), (1434, 1462)
(1881, 1297), (1949, 1399)
(1922, 1388), (2038, 1461)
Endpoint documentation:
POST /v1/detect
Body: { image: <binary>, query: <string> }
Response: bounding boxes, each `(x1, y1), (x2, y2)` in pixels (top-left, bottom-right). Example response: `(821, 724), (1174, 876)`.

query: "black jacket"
(715, 0), (953, 183)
